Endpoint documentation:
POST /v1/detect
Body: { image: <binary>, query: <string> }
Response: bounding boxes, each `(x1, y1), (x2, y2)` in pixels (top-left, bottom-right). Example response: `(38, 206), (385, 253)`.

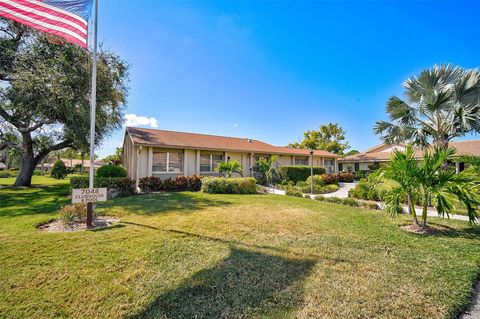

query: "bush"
(139, 176), (162, 193)
(285, 186), (303, 197)
(0, 170), (16, 178)
(96, 165), (127, 178)
(321, 174), (339, 185)
(359, 201), (381, 210)
(300, 183), (339, 194)
(355, 170), (367, 180)
(175, 175), (203, 191)
(70, 177), (136, 197)
(279, 166), (326, 183)
(60, 203), (87, 225)
(337, 172), (355, 183)
(342, 197), (359, 207)
(325, 196), (343, 204)
(315, 195), (326, 201)
(201, 177), (257, 194)
(51, 160), (68, 179)
(306, 175), (325, 186)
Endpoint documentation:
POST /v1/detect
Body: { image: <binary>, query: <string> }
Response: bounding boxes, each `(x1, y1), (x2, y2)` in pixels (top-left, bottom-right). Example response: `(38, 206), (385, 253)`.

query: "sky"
(96, 0), (480, 158)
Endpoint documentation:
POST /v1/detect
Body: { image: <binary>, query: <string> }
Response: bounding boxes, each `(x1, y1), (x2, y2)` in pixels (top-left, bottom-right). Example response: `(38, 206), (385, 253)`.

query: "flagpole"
(87, 0), (98, 227)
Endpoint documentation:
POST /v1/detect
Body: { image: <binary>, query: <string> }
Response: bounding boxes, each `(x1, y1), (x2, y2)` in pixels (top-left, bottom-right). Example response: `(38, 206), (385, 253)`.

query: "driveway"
(321, 182), (357, 198)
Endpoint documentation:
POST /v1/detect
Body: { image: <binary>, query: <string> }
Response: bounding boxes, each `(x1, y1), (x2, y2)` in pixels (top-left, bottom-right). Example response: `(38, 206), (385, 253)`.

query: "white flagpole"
(87, 0), (98, 227)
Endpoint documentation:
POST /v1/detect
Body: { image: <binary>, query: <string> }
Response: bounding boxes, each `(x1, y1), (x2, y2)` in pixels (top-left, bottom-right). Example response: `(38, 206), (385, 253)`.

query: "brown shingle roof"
(126, 127), (340, 157)
(339, 140), (480, 162)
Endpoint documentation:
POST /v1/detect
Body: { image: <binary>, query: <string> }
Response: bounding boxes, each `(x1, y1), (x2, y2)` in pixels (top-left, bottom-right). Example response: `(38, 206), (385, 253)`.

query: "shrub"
(315, 195), (326, 201)
(306, 174), (325, 186)
(139, 176), (162, 193)
(325, 196), (343, 204)
(321, 174), (339, 185)
(33, 170), (42, 176)
(51, 160), (68, 179)
(60, 203), (87, 225)
(342, 197), (359, 207)
(201, 177), (257, 194)
(0, 170), (16, 178)
(300, 183), (339, 194)
(359, 201), (381, 210)
(175, 175), (203, 192)
(337, 172), (355, 183)
(355, 170), (367, 180)
(96, 165), (127, 178)
(70, 177), (136, 197)
(162, 178), (178, 192)
(285, 186), (303, 197)
(279, 166), (326, 183)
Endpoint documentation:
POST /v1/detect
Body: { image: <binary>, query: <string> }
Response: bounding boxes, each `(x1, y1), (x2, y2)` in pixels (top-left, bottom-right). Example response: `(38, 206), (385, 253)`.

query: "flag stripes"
(0, 0), (88, 47)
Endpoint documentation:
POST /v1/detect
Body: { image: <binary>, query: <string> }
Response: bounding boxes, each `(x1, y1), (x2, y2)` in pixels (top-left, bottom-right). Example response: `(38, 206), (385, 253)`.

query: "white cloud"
(124, 114), (158, 128)
(233, 123), (239, 127)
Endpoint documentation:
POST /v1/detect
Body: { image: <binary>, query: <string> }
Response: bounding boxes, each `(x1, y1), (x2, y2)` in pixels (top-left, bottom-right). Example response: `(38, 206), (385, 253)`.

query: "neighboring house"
(338, 140), (480, 173)
(38, 158), (105, 170)
(122, 127), (340, 184)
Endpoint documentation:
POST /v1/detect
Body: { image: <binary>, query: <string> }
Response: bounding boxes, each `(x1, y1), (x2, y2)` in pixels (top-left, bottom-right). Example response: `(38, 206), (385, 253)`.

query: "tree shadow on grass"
(0, 185), (70, 217)
(400, 221), (480, 240)
(102, 192), (232, 216)
(131, 247), (315, 319)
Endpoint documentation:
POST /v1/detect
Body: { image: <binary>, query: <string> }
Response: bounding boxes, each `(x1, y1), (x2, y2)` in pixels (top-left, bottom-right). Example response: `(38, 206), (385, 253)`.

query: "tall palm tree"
(374, 65), (480, 149)
(384, 147), (480, 228)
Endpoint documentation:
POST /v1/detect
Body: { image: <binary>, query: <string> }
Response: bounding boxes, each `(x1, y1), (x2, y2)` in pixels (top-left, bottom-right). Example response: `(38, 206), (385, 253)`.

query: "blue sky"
(97, 0), (479, 158)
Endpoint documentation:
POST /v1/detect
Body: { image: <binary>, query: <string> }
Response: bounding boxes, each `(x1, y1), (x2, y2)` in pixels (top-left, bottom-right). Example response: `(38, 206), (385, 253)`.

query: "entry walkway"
(268, 182), (473, 222)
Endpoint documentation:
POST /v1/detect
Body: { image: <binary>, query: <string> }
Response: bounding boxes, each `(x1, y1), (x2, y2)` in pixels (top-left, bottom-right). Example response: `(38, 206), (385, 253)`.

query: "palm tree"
(257, 156), (279, 185)
(374, 65), (480, 150)
(384, 147), (480, 228)
(381, 146), (421, 225)
(217, 160), (243, 178)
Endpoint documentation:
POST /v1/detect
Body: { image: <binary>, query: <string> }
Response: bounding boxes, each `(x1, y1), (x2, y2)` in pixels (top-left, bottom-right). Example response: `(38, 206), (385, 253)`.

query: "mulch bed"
(38, 216), (120, 232)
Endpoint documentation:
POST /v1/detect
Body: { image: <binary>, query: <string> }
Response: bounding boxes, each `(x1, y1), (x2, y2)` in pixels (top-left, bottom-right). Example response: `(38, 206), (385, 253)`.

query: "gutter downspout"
(136, 146), (142, 193)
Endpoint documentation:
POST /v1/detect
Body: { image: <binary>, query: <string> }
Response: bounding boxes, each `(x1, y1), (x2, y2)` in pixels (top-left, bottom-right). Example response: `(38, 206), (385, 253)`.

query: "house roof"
(125, 127), (340, 157)
(339, 140), (480, 163)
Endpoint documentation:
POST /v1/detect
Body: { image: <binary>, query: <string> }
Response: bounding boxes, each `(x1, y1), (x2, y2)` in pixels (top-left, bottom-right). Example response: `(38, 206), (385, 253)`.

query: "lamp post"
(309, 149), (314, 195)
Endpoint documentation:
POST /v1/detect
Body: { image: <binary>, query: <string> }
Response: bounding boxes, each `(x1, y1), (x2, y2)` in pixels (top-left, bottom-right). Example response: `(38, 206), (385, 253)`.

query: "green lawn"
(1, 177), (480, 318)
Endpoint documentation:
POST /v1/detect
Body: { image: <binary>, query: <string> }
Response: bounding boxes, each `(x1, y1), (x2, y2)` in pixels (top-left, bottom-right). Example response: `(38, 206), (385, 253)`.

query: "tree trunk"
(13, 133), (35, 187)
(421, 193), (429, 228)
(408, 194), (419, 225)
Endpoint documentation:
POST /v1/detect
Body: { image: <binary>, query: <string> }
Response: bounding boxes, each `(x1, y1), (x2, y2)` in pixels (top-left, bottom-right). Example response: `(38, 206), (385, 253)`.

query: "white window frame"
(152, 151), (183, 174)
(200, 153), (224, 173)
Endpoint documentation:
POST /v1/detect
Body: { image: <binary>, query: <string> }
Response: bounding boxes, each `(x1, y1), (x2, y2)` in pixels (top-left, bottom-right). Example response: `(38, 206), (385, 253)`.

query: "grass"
(1, 176), (480, 318)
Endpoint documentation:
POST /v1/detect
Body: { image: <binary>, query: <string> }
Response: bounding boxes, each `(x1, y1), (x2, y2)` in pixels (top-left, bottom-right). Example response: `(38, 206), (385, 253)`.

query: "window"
(153, 150), (183, 173)
(354, 163), (360, 172)
(324, 159), (334, 166)
(294, 156), (308, 165)
(152, 152), (167, 172)
(200, 153), (224, 172)
(338, 163), (343, 172)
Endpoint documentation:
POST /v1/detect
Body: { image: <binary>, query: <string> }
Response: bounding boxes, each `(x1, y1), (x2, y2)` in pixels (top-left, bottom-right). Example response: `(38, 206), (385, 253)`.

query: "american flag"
(0, 0), (92, 48)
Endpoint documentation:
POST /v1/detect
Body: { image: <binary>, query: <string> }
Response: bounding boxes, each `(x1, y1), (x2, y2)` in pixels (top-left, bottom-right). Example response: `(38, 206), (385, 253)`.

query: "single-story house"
(338, 140), (480, 173)
(122, 127), (341, 185)
(37, 158), (105, 170)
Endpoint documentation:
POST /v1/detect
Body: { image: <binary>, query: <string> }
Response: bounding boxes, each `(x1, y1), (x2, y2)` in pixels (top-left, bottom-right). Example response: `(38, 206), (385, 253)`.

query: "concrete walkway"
(268, 183), (473, 222)
(461, 280), (480, 319)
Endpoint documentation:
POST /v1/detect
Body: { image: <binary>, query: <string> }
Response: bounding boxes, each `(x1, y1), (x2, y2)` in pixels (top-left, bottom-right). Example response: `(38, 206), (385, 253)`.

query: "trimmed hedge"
(70, 176), (135, 197)
(139, 175), (203, 193)
(279, 166), (326, 183)
(201, 177), (257, 194)
(96, 165), (127, 178)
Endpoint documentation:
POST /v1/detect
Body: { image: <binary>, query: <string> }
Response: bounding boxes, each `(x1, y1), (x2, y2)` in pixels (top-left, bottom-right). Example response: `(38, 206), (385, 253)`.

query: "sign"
(72, 188), (107, 204)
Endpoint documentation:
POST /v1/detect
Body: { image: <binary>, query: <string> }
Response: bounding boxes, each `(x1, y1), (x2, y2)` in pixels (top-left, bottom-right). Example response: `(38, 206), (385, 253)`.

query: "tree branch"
(34, 139), (72, 164)
(17, 120), (55, 133)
